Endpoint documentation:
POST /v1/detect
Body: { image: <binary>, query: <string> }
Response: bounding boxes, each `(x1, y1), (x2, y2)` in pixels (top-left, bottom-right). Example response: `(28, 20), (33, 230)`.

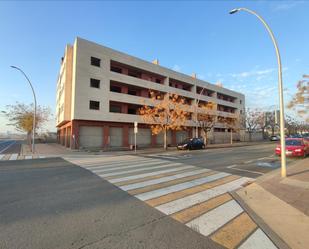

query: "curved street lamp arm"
(11, 66), (37, 154)
(229, 8), (286, 177)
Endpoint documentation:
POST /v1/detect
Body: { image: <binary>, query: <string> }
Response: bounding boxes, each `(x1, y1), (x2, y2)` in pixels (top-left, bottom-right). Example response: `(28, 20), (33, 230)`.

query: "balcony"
(110, 60), (166, 85)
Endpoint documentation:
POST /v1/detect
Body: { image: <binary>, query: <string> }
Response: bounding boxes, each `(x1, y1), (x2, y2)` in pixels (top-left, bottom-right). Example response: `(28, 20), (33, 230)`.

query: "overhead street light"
(11, 66), (37, 154)
(229, 8), (287, 177)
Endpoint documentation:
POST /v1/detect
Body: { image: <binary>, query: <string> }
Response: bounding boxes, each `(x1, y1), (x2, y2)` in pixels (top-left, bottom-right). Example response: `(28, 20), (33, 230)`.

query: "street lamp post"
(229, 8), (287, 177)
(11, 66), (37, 154)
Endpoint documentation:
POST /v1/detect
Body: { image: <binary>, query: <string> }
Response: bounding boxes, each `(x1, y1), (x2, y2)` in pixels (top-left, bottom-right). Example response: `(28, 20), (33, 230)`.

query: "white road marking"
(71, 157), (158, 167)
(0, 140), (16, 154)
(109, 165), (195, 183)
(150, 155), (179, 160)
(156, 177), (250, 215)
(96, 163), (183, 177)
(9, 154), (18, 160)
(86, 160), (169, 172)
(135, 172), (230, 201)
(121, 168), (210, 191)
(186, 200), (243, 236)
(238, 228), (277, 249)
(227, 164), (264, 175)
(83, 158), (164, 169)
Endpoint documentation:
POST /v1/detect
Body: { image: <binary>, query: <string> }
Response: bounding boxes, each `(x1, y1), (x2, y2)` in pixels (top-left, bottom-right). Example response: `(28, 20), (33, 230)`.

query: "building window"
(90, 78), (100, 88)
(128, 69), (141, 78)
(111, 66), (122, 73)
(128, 108), (137, 114)
(240, 100), (242, 104)
(155, 79), (161, 84)
(128, 89), (137, 96)
(91, 57), (101, 67)
(89, 100), (100, 110)
(110, 85), (122, 93)
(110, 105), (122, 113)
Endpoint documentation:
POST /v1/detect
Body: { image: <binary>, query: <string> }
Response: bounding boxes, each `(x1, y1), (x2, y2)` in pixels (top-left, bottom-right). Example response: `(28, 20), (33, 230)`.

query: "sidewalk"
(233, 158), (309, 249)
(21, 141), (271, 157)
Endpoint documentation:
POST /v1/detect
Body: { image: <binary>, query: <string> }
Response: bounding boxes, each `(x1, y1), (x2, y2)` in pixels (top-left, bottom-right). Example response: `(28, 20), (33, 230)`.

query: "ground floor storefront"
(57, 120), (193, 150)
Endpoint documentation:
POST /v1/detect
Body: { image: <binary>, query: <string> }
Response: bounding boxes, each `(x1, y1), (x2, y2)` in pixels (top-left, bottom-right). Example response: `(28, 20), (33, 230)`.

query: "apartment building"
(56, 37), (245, 149)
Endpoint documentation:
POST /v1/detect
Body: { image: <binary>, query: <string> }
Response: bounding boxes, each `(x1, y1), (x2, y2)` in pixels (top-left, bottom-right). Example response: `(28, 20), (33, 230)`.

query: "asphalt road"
(142, 143), (298, 178)
(0, 158), (223, 249)
(0, 140), (21, 154)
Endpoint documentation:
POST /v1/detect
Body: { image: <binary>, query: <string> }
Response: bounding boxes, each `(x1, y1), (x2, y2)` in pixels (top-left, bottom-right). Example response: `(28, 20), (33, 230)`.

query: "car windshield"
(286, 140), (302, 146)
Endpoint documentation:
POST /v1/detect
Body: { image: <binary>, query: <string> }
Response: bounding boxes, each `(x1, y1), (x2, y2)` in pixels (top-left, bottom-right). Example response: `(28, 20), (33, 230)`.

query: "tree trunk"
(249, 132), (252, 142)
(27, 131), (31, 146)
(261, 128), (265, 139)
(164, 127), (167, 150)
(204, 131), (208, 146)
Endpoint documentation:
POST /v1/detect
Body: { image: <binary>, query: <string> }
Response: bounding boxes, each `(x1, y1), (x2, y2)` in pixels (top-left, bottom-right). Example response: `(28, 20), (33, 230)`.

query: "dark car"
(269, 135), (280, 141)
(177, 138), (205, 150)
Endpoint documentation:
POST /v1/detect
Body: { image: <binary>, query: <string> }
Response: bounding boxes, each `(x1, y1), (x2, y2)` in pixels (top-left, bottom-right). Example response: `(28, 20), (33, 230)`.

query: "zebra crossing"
(68, 155), (277, 249)
(0, 153), (46, 161)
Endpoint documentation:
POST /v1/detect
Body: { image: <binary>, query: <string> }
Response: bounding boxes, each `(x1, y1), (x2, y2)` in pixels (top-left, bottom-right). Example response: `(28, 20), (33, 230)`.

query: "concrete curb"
(230, 190), (291, 249)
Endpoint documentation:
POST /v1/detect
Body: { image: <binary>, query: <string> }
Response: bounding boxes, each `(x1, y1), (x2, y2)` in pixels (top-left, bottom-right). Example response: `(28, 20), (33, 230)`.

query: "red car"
(275, 138), (309, 157)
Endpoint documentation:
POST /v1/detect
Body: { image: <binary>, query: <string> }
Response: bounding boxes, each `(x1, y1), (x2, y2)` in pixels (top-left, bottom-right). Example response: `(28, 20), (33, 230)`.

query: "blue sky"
(0, 1), (308, 133)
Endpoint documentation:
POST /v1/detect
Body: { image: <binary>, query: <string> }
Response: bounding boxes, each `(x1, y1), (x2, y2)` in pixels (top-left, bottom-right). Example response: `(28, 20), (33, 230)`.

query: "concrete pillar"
(151, 134), (156, 147)
(188, 128), (193, 138)
(103, 125), (110, 148)
(172, 130), (177, 145)
(122, 68), (128, 75)
(121, 85), (128, 94)
(65, 127), (68, 147)
(141, 89), (149, 98)
(71, 120), (79, 149)
(121, 103), (128, 114)
(123, 125), (129, 147)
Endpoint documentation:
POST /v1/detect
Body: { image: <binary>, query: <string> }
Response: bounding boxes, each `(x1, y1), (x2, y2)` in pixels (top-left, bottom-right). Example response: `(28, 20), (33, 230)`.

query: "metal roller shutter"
(176, 130), (188, 143)
(129, 128), (151, 147)
(157, 130), (172, 145)
(79, 126), (103, 149)
(110, 127), (123, 147)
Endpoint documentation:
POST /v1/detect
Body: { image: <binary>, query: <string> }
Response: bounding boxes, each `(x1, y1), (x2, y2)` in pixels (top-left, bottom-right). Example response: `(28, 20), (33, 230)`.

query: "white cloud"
(273, 2), (300, 11)
(230, 68), (275, 79)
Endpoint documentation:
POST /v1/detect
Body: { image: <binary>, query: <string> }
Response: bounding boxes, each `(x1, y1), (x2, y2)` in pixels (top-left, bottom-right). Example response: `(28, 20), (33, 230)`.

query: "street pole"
(229, 8), (287, 177)
(134, 133), (136, 154)
(11, 66), (37, 154)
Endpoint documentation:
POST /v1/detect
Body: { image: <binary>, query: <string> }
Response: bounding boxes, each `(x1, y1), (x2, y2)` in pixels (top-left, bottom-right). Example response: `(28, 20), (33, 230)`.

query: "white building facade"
(56, 37), (245, 149)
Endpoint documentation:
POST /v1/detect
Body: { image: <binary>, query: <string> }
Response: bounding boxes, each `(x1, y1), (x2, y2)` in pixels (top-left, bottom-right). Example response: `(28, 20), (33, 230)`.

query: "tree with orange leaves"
(197, 102), (217, 145)
(139, 92), (189, 150)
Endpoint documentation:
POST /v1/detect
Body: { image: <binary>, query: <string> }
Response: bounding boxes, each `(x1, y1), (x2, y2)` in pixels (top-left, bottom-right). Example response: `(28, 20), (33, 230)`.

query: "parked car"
(270, 135), (280, 141)
(275, 138), (309, 157)
(177, 138), (205, 150)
